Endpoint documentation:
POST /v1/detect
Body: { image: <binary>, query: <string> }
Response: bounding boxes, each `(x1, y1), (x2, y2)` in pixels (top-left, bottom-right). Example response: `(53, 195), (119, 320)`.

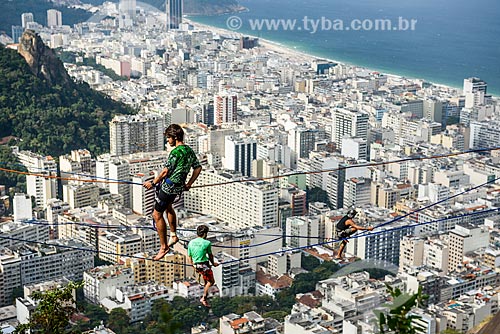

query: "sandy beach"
(186, 19), (469, 97)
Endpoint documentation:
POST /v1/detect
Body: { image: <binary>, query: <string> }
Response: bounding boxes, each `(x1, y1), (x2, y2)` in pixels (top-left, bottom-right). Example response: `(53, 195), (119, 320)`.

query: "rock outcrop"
(17, 30), (72, 87)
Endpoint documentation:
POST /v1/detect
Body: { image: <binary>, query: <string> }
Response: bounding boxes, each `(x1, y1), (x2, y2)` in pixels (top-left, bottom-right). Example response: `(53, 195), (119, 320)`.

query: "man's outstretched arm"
(185, 166), (202, 190)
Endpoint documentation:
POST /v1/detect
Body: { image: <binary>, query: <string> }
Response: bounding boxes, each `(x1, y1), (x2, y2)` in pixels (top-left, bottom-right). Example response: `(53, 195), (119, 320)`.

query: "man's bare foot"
(200, 297), (210, 308)
(153, 246), (170, 261)
(168, 235), (179, 247)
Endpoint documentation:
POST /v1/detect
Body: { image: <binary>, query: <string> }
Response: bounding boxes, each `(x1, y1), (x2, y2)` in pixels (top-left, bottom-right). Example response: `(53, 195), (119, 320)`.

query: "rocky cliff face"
(17, 30), (72, 87)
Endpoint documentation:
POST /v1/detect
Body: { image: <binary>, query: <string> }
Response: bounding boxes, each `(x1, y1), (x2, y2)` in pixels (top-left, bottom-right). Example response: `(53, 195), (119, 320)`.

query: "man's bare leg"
(200, 280), (213, 307)
(166, 203), (179, 247)
(335, 240), (347, 259)
(153, 209), (169, 260)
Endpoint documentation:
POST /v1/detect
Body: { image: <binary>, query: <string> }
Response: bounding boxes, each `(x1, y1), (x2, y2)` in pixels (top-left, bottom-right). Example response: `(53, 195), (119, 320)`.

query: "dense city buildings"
(1, 2), (500, 332)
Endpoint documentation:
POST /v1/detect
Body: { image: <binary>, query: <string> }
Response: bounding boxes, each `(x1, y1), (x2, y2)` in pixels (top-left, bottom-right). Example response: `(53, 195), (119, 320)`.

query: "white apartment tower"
(223, 136), (257, 177)
(47, 9), (62, 27)
(463, 77), (487, 108)
(119, 0), (136, 19)
(214, 94), (237, 125)
(109, 114), (164, 156)
(343, 177), (371, 208)
(109, 158), (131, 208)
(341, 137), (367, 161)
(21, 13), (34, 28)
(448, 225), (489, 273)
(423, 99), (443, 123)
(331, 109), (369, 150)
(15, 150), (58, 207)
(287, 127), (316, 168)
(13, 193), (32, 222)
(184, 169), (279, 229)
(131, 172), (155, 215)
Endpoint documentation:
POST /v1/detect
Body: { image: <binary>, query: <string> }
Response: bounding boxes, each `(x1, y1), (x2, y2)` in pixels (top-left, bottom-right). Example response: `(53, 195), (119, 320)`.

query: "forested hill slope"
(0, 33), (133, 157)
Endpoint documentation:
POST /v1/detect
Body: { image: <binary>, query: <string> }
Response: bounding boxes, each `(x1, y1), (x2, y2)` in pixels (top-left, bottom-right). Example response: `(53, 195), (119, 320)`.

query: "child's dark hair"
(165, 124), (184, 141)
(197, 225), (209, 237)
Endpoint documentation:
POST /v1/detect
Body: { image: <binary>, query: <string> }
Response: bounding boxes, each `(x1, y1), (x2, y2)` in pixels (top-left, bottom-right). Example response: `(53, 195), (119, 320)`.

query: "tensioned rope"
(3, 147), (499, 260)
(223, 207), (500, 265)
(19, 174), (500, 245)
(18, 218), (284, 249)
(3, 146), (499, 188)
(2, 207), (498, 266)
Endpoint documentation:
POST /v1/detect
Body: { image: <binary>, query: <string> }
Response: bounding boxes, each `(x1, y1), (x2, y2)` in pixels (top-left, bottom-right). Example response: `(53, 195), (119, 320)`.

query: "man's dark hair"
(165, 124), (184, 141)
(197, 225), (209, 237)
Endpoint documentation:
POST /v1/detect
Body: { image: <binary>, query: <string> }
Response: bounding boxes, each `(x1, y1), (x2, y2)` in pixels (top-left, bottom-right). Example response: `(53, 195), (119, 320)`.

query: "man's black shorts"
(154, 189), (178, 212)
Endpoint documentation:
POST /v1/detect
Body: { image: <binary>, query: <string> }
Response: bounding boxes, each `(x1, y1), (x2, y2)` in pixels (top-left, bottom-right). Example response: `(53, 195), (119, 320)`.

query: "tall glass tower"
(166, 0), (183, 30)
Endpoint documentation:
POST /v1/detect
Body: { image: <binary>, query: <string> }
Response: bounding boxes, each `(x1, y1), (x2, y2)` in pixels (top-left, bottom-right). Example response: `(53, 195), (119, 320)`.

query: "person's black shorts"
(154, 189), (178, 212)
(337, 227), (356, 239)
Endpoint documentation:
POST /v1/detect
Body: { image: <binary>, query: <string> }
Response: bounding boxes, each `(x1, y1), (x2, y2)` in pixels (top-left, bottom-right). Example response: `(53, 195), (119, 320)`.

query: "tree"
(263, 310), (289, 322)
(107, 308), (130, 334)
(10, 286), (23, 305)
(14, 281), (83, 334)
(375, 285), (429, 334)
(145, 301), (181, 334)
(301, 253), (320, 271)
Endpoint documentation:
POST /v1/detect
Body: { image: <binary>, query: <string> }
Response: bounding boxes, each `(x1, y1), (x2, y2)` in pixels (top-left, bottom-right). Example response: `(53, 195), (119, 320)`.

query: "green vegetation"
(301, 253), (320, 271)
(375, 285), (428, 334)
(14, 281), (84, 334)
(0, 44), (134, 158)
(353, 268), (395, 280)
(0, 146), (26, 193)
(0, 0), (92, 36)
(307, 187), (333, 208)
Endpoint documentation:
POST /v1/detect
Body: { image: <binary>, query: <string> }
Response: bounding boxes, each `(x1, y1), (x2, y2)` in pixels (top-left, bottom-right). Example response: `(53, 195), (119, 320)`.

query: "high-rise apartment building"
(166, 0), (183, 30)
(399, 236), (424, 272)
(13, 193), (32, 222)
(83, 266), (134, 304)
(15, 150), (58, 207)
(343, 177), (371, 209)
(214, 93), (237, 125)
(423, 98), (443, 123)
(287, 127), (316, 168)
(341, 137), (367, 161)
(0, 240), (93, 306)
(109, 114), (164, 156)
(21, 13), (34, 28)
(223, 136), (257, 177)
(448, 225), (489, 273)
(47, 9), (62, 27)
(11, 26), (23, 43)
(331, 109), (368, 150)
(464, 77), (487, 108)
(184, 169), (278, 229)
(131, 172), (155, 215)
(469, 120), (500, 149)
(62, 183), (100, 209)
(123, 253), (185, 287)
(98, 231), (142, 263)
(119, 0), (136, 19)
(202, 101), (214, 126)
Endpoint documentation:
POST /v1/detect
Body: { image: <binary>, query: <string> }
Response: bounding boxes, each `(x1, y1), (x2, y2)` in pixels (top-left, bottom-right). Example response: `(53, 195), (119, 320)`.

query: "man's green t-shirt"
(162, 145), (201, 194)
(188, 238), (212, 264)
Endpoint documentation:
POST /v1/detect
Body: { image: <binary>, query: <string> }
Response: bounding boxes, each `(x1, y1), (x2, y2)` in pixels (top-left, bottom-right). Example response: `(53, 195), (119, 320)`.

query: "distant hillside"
(0, 0), (92, 38)
(0, 33), (134, 157)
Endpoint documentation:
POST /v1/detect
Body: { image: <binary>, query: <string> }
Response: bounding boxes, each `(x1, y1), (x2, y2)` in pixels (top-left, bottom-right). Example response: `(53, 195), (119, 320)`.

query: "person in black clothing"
(335, 209), (374, 260)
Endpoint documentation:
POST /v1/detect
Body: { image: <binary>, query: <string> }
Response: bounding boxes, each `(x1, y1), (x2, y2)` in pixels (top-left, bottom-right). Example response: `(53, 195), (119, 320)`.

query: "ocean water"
(191, 0), (500, 96)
